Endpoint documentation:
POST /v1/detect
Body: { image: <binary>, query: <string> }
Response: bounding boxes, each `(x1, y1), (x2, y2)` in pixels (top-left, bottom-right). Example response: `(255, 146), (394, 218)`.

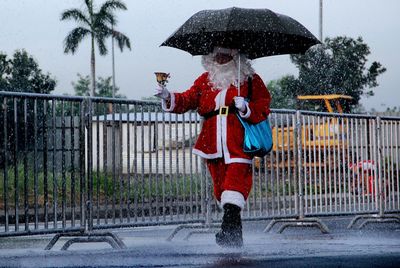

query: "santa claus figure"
(154, 47), (271, 247)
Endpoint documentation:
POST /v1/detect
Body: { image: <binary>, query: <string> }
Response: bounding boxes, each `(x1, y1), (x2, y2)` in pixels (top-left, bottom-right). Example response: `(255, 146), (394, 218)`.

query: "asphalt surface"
(0, 216), (399, 267)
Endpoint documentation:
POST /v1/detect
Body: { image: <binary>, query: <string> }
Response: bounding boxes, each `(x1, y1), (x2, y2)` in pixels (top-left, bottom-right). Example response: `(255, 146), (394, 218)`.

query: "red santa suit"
(162, 72), (271, 208)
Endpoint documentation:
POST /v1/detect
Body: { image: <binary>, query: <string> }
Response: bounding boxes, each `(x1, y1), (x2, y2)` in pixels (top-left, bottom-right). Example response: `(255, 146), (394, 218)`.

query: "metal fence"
(1, 91), (399, 238)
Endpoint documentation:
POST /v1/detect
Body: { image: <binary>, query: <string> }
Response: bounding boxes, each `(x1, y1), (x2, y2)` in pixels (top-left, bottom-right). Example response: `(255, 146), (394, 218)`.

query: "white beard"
(201, 53), (254, 90)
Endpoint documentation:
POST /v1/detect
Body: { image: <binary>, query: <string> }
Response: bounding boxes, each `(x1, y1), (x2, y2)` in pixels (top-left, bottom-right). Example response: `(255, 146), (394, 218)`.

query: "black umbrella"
(161, 7), (320, 59)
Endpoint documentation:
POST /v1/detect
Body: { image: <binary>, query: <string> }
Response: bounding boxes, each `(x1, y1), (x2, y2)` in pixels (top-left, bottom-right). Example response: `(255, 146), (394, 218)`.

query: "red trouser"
(206, 158), (253, 201)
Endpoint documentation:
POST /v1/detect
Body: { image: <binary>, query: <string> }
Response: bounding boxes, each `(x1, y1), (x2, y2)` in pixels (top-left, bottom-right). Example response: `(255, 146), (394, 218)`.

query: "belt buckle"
(219, 106), (229, 116)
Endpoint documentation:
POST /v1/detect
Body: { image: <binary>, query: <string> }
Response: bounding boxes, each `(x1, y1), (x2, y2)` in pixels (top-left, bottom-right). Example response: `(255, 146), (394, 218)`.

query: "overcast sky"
(1, 0), (399, 111)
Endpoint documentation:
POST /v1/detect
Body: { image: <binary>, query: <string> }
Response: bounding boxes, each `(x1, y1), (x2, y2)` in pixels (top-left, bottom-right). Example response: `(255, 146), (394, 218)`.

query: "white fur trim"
(225, 158), (252, 164)
(221, 190), (245, 209)
(238, 102), (251, 118)
(214, 90), (223, 110)
(192, 111), (223, 159)
(161, 93), (176, 112)
(192, 148), (222, 159)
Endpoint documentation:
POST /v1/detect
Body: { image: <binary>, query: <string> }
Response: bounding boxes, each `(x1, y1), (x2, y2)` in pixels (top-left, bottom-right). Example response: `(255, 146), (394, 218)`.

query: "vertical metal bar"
(390, 120), (395, 209)
(111, 103), (116, 223)
(346, 118), (352, 212)
(197, 116), (202, 219)
(332, 118), (337, 213)
(337, 117), (343, 212)
(372, 119), (379, 210)
(272, 113), (277, 215)
(280, 114), (286, 215)
(13, 98), (19, 231)
(188, 111), (194, 219)
(296, 111), (304, 219)
(52, 100), (57, 229)
(182, 113), (187, 220)
(24, 99), (29, 231)
(2, 97), (9, 232)
(119, 104), (123, 223)
(312, 116), (318, 213)
(126, 104), (131, 222)
(140, 105), (145, 221)
(327, 118), (333, 212)
(381, 119), (387, 211)
(268, 132), (274, 216)
(33, 98), (39, 229)
(354, 119), (361, 211)
(322, 116), (328, 213)
(133, 104), (138, 222)
(350, 118), (356, 211)
(96, 103), (100, 225)
(175, 115), (180, 219)
(286, 113), (292, 214)
(304, 115), (310, 214)
(155, 107), (160, 221)
(317, 116), (322, 213)
(340, 117), (347, 212)
(102, 104), (109, 224)
(79, 101), (85, 227)
(43, 100), (48, 229)
(162, 110), (166, 221)
(360, 119), (366, 210)
(196, 116), (201, 220)
(147, 108), (153, 221)
(61, 100), (66, 229)
(70, 102), (76, 227)
(383, 120), (388, 210)
(376, 117), (384, 217)
(86, 98), (94, 232)
(168, 114), (173, 220)
(395, 121), (400, 210)
(363, 119), (370, 210)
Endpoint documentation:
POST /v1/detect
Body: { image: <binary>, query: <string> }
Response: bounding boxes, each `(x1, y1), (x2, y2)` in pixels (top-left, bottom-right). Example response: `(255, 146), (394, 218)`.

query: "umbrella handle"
(237, 54), (240, 96)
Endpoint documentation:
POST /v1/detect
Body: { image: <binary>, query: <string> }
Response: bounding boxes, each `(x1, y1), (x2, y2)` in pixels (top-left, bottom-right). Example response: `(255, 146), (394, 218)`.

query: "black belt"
(203, 106), (236, 119)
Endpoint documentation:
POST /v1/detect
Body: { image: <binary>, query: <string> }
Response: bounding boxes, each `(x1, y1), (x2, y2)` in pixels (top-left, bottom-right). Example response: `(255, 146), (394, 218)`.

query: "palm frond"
(60, 8), (90, 26)
(112, 30), (131, 51)
(93, 21), (113, 40)
(100, 0), (127, 13)
(63, 27), (91, 54)
(96, 38), (108, 56)
(84, 0), (93, 15)
(98, 0), (127, 24)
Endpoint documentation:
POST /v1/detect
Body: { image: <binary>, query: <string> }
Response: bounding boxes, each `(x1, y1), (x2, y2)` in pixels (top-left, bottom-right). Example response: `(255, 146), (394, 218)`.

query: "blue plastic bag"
(236, 114), (273, 157)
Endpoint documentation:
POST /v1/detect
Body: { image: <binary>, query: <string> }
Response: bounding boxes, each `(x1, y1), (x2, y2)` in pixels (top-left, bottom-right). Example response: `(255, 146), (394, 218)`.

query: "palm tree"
(61, 0), (131, 97)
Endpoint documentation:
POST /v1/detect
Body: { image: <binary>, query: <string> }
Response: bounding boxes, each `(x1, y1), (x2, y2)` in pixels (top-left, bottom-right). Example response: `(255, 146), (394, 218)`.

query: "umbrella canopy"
(161, 7), (320, 59)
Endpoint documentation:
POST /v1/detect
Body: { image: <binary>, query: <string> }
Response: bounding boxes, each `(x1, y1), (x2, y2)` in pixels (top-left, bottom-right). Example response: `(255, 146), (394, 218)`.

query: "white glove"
(154, 86), (170, 100)
(234, 96), (248, 113)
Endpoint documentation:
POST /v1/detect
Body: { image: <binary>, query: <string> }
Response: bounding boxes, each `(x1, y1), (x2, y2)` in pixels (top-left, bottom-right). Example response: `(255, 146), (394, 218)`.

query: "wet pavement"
(0, 216), (399, 267)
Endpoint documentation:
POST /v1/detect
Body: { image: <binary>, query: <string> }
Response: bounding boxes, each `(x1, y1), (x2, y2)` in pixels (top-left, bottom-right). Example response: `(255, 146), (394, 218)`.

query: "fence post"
(296, 111), (305, 220)
(85, 98), (94, 232)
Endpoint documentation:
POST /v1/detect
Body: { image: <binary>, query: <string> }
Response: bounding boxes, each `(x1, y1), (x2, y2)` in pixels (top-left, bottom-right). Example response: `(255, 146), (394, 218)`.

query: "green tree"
(0, 50), (56, 167)
(71, 73), (125, 98)
(69, 73), (127, 115)
(61, 0), (131, 96)
(267, 75), (299, 110)
(267, 36), (386, 112)
(0, 50), (56, 93)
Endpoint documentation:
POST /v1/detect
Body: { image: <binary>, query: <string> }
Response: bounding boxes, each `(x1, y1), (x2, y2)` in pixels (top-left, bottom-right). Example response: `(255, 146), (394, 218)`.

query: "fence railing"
(1, 91), (399, 237)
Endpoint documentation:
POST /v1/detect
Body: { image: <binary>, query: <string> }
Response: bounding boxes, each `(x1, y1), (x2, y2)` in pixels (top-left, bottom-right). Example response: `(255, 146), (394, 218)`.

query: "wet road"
(0, 216), (399, 267)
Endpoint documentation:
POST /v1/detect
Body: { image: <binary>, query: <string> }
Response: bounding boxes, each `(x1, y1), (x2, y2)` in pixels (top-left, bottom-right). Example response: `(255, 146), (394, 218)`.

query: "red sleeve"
(167, 73), (208, 114)
(246, 73), (271, 124)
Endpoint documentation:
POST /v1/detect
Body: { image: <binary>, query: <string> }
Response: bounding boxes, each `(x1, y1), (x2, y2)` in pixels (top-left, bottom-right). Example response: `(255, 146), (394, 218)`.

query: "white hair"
(201, 48), (254, 90)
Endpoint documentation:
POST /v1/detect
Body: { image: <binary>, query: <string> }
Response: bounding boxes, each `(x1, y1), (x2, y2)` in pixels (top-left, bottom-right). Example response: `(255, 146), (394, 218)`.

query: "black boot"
(215, 203), (243, 248)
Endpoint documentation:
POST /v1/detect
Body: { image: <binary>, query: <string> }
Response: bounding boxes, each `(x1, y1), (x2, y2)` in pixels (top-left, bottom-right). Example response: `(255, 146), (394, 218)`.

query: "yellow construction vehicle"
(256, 94), (353, 169)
